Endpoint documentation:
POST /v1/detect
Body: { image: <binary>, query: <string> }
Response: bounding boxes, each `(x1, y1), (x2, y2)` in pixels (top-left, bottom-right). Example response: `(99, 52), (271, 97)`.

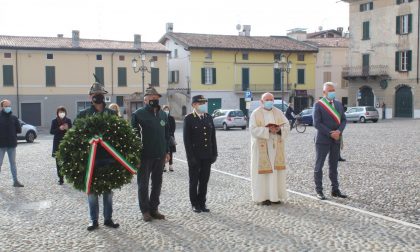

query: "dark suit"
(313, 99), (346, 193)
(183, 111), (217, 209)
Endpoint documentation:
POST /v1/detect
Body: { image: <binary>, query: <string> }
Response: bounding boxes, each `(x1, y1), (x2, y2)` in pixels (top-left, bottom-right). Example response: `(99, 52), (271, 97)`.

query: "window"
(96, 54), (102, 60)
(119, 55), (125, 61)
(46, 66), (56, 87)
(174, 49), (178, 58)
(47, 53), (54, 59)
(201, 67), (216, 84)
(242, 52), (249, 60)
(323, 72), (332, 82)
(397, 0), (413, 4)
(297, 54), (305, 61)
(274, 69), (282, 90)
(242, 68), (249, 90)
(395, 50), (412, 71)
(396, 14), (412, 34)
(297, 69), (305, 84)
(117, 67), (127, 87)
(116, 96), (124, 107)
(360, 2), (373, 12)
(95, 67), (104, 85)
(341, 73), (349, 88)
(151, 68), (159, 86)
(4, 53), (11, 58)
(323, 52), (331, 65)
(2, 65), (13, 86)
(362, 21), (370, 40)
(205, 50), (212, 60)
(77, 101), (91, 112)
(152, 56), (158, 62)
(274, 53), (282, 61)
(169, 70), (179, 83)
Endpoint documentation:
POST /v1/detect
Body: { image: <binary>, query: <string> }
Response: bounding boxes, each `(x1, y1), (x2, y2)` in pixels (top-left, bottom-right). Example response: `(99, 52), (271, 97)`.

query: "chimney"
(337, 27), (344, 36)
(57, 34), (64, 38)
(166, 23), (174, 33)
(134, 34), (141, 49)
(72, 30), (80, 47)
(242, 25), (251, 36)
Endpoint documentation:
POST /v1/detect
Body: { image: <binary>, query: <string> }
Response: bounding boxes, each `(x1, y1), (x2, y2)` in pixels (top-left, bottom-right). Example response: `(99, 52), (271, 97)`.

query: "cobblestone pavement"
(0, 119), (419, 251)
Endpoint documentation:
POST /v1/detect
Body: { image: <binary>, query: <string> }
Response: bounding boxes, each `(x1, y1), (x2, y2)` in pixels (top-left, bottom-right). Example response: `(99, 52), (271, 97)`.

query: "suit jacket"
(313, 99), (346, 144)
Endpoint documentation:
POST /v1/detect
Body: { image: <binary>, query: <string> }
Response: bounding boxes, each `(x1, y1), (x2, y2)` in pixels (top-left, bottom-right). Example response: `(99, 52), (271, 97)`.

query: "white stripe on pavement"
(173, 157), (420, 230)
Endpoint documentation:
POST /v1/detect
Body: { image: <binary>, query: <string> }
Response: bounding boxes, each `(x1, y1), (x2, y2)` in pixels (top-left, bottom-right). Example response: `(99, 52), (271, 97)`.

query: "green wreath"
(56, 113), (141, 194)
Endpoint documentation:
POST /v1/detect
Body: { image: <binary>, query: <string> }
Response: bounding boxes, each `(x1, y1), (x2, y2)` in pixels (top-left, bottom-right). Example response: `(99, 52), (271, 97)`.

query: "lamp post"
(132, 51), (155, 106)
(274, 55), (292, 105)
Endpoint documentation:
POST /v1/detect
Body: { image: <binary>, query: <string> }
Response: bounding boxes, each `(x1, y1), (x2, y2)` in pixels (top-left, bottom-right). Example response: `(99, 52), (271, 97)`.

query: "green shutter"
(118, 67), (127, 87)
(151, 68), (159, 86)
(360, 4), (363, 12)
(298, 69), (305, 84)
(369, 2), (373, 9)
(395, 51), (400, 71)
(396, 0), (401, 4)
(46, 66), (56, 87)
(2, 65), (14, 86)
(212, 68), (216, 84)
(407, 50), (412, 71)
(396, 16), (401, 34)
(95, 67), (104, 85)
(274, 68), (281, 90)
(201, 68), (205, 84)
(363, 22), (370, 39)
(242, 68), (249, 90)
(408, 14), (412, 33)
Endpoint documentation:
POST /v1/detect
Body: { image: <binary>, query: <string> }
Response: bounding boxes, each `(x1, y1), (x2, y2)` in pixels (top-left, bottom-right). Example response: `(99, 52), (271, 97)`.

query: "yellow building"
(160, 24), (318, 117)
(0, 31), (169, 126)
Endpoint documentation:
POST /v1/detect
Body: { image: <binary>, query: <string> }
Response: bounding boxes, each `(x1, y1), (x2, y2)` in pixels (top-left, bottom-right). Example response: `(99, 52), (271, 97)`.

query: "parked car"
(345, 106), (379, 123)
(17, 119), (38, 143)
(212, 109), (247, 130)
(297, 107), (314, 126)
(249, 99), (289, 115)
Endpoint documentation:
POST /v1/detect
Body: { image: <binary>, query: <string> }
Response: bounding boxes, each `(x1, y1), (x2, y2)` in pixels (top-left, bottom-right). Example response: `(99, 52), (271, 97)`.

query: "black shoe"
(192, 206), (201, 213)
(338, 157), (346, 162)
(271, 201), (282, 204)
(331, 190), (347, 198)
(150, 211), (165, 220)
(201, 206), (210, 212)
(87, 220), (99, 231)
(104, 219), (119, 228)
(13, 181), (24, 187)
(58, 180), (64, 185)
(316, 192), (326, 200)
(261, 200), (271, 206)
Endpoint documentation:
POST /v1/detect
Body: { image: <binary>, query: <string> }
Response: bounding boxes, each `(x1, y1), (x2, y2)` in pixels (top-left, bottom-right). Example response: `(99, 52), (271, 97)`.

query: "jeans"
(0, 147), (18, 183)
(137, 157), (165, 214)
(87, 191), (113, 222)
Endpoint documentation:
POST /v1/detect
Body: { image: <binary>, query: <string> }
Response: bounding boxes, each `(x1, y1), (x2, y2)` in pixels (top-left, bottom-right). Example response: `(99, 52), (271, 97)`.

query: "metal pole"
(281, 69), (284, 103)
(141, 60), (145, 106)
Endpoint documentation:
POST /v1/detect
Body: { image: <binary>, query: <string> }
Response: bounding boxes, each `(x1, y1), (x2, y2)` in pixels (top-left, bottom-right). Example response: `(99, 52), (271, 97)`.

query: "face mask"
(3, 107), (12, 113)
(148, 99), (159, 108)
(198, 104), (208, 113)
(92, 94), (104, 104)
(58, 112), (66, 119)
(327, 92), (336, 100)
(164, 110), (169, 115)
(263, 101), (273, 110)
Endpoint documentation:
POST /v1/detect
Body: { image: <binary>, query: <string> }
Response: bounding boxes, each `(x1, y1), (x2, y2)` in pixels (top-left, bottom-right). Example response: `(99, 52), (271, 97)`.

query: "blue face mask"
(263, 101), (274, 110)
(327, 92), (336, 100)
(3, 107), (12, 113)
(198, 104), (208, 113)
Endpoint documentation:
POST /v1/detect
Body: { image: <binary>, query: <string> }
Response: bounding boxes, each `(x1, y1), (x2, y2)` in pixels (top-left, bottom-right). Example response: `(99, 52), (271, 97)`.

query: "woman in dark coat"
(162, 105), (176, 172)
(50, 106), (72, 184)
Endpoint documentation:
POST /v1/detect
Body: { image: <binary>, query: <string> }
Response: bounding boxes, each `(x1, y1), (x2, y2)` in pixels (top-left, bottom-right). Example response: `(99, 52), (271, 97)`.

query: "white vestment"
(250, 107), (289, 202)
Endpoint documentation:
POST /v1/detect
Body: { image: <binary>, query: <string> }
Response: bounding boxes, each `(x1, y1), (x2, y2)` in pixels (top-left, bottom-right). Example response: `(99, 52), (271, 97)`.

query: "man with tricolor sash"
(313, 82), (347, 200)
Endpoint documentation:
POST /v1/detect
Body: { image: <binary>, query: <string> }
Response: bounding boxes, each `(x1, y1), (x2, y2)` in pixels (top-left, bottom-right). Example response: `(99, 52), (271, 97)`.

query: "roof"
(307, 29), (343, 39)
(304, 38), (349, 48)
(160, 33), (318, 52)
(0, 35), (169, 53)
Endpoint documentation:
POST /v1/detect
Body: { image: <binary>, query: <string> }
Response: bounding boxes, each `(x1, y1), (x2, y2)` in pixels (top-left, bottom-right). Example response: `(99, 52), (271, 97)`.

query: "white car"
(17, 119), (38, 143)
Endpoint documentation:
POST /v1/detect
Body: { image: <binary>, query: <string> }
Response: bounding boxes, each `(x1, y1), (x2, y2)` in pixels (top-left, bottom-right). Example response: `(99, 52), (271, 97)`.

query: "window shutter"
(408, 14), (412, 33)
(396, 0), (401, 4)
(3, 65), (14, 86)
(395, 51), (400, 71)
(46, 66), (56, 87)
(117, 67), (127, 86)
(396, 16), (401, 34)
(201, 68), (205, 84)
(298, 69), (305, 84)
(360, 4), (363, 11)
(151, 68), (159, 86)
(407, 50), (412, 71)
(95, 67), (104, 85)
(212, 68), (216, 84)
(369, 2), (373, 9)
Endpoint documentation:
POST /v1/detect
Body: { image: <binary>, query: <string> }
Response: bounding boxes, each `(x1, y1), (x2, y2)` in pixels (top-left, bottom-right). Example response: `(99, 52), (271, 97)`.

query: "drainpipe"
(15, 50), (20, 117)
(111, 52), (115, 98)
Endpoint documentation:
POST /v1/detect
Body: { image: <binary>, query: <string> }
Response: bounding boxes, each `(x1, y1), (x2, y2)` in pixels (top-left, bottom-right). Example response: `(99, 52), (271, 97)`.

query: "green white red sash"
(84, 135), (137, 194)
(319, 97), (341, 125)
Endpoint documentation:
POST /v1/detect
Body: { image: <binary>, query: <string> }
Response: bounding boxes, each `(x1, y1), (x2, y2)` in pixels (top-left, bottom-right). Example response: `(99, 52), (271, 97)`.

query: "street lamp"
(274, 55), (292, 104)
(132, 51), (155, 105)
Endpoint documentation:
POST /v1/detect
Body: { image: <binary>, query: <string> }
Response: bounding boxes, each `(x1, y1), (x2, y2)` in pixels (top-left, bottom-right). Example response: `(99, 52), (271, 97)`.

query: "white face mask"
(58, 112), (66, 119)
(164, 110), (169, 115)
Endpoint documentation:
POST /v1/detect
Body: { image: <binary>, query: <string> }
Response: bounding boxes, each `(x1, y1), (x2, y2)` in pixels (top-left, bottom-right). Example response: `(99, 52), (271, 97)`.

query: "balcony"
(342, 65), (389, 80)
(234, 84), (291, 93)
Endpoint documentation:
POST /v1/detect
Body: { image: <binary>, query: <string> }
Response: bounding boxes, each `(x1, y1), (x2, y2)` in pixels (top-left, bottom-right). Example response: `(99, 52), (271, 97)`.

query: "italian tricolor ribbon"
(319, 97), (341, 125)
(84, 135), (137, 194)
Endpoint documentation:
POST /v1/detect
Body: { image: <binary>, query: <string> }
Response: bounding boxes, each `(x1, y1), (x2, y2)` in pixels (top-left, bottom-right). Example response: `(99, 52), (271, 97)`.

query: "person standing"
(250, 93), (289, 205)
(313, 82), (347, 200)
(183, 95), (217, 213)
(109, 103), (122, 118)
(77, 83), (120, 231)
(0, 99), (24, 187)
(162, 105), (176, 172)
(50, 106), (72, 185)
(131, 86), (170, 222)
(285, 103), (296, 130)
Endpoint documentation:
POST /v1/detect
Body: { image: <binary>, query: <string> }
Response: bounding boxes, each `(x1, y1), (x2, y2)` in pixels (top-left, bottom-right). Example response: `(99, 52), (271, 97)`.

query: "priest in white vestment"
(250, 93), (289, 205)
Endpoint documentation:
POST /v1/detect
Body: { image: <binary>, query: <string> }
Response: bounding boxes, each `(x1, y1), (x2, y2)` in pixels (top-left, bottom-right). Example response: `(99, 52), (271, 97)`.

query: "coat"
(0, 110), (21, 148)
(50, 117), (72, 156)
(168, 114), (176, 153)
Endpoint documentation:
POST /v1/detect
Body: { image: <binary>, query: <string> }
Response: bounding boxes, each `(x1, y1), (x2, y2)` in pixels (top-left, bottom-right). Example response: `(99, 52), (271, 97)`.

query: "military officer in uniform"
(183, 95), (218, 213)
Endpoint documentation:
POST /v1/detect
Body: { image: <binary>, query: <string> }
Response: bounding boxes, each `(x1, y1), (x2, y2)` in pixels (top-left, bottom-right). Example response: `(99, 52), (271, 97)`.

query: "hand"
(63, 123), (69, 130)
(59, 125), (65, 130)
(269, 125), (280, 134)
(210, 155), (217, 164)
(136, 163), (141, 169)
(330, 130), (340, 141)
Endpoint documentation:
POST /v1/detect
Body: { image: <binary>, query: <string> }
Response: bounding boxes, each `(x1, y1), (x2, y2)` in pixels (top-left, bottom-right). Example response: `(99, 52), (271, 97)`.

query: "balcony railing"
(234, 84), (291, 93)
(342, 65), (389, 80)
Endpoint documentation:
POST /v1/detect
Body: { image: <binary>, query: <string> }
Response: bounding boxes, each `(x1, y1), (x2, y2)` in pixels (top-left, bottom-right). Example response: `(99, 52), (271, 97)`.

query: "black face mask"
(92, 94), (104, 104)
(148, 99), (159, 108)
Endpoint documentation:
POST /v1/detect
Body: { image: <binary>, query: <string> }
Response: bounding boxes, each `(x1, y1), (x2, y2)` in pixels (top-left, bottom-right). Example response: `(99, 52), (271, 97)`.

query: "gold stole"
(254, 108), (287, 174)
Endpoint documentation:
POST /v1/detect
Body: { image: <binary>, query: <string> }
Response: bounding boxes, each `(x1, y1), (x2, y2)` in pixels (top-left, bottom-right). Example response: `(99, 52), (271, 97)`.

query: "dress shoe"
(261, 200), (271, 206)
(150, 211), (165, 220)
(331, 190), (348, 198)
(271, 201), (282, 204)
(192, 206), (201, 213)
(13, 181), (24, 187)
(201, 206), (210, 212)
(316, 192), (326, 200)
(58, 180), (64, 185)
(104, 219), (120, 228)
(142, 212), (153, 222)
(87, 220), (99, 231)
(338, 157), (346, 162)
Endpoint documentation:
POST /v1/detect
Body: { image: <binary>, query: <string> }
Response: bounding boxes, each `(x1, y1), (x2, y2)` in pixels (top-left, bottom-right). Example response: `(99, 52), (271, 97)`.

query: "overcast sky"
(0, 0), (349, 42)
